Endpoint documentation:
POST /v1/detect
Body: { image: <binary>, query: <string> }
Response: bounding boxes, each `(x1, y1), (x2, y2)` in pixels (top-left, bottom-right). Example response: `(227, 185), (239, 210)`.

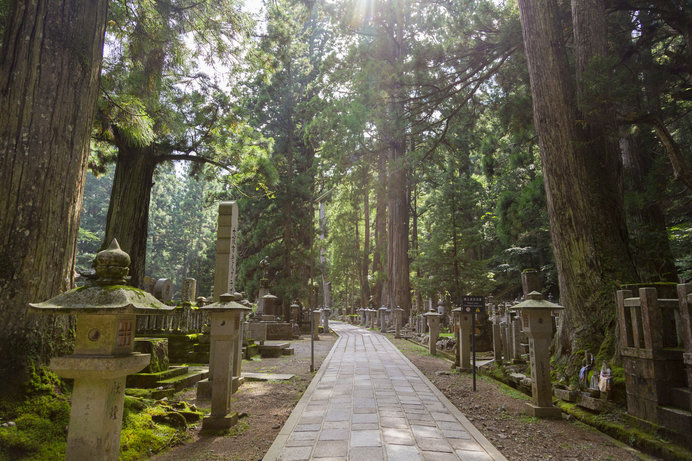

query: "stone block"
(553, 388), (577, 402)
(134, 338), (169, 373)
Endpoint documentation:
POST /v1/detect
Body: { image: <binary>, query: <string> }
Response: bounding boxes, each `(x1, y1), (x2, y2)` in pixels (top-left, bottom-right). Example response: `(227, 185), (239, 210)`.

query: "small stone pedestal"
(312, 309), (321, 340)
(453, 308), (472, 371)
(200, 293), (250, 432)
(379, 306), (388, 332)
(424, 311), (442, 356)
(29, 240), (173, 461)
(511, 291), (563, 418)
(322, 307), (331, 332)
(394, 307), (404, 338)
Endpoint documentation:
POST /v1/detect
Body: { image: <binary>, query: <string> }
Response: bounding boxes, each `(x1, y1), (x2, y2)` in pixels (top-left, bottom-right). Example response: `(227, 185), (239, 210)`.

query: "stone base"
(201, 412), (238, 432)
(232, 376), (243, 393)
(553, 388), (577, 402)
(525, 403), (562, 419)
(196, 378), (211, 400)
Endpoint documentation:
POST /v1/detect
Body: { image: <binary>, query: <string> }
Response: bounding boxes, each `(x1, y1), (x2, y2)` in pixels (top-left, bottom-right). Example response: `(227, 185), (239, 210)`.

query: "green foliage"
(0, 366), (69, 461)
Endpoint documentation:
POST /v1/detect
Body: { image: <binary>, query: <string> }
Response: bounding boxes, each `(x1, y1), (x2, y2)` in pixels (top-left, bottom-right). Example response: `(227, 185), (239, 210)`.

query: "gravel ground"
(150, 334), (336, 461)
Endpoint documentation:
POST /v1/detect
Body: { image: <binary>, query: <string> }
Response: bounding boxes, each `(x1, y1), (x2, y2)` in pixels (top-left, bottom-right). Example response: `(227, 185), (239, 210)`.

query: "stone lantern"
(29, 239), (173, 461)
(394, 306), (404, 338)
(511, 291), (564, 418)
(423, 310), (442, 355)
(379, 305), (388, 331)
(200, 292), (251, 432)
(290, 301), (300, 325)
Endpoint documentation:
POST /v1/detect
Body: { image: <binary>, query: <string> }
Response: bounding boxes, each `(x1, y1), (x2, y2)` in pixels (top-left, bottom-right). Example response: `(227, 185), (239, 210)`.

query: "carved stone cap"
(200, 292), (251, 312)
(29, 239), (171, 314)
(510, 291), (563, 311)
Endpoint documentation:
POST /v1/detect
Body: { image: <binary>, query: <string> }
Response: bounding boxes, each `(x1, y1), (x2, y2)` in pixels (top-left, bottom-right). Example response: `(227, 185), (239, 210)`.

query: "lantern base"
(201, 413), (239, 432)
(525, 403), (562, 419)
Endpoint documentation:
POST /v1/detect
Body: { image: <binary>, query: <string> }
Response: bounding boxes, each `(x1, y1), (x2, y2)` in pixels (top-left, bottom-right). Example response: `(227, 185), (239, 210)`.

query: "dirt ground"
(390, 337), (656, 461)
(150, 334), (336, 461)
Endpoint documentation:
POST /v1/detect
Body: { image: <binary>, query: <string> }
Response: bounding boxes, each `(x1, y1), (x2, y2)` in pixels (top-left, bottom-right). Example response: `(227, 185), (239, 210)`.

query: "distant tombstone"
(182, 278), (197, 303)
(153, 278), (173, 301)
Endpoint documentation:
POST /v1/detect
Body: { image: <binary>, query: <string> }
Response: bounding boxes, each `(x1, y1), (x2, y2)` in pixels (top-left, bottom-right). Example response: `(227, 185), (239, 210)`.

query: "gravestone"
(182, 278), (197, 303)
(424, 311), (442, 356)
(153, 278), (173, 301)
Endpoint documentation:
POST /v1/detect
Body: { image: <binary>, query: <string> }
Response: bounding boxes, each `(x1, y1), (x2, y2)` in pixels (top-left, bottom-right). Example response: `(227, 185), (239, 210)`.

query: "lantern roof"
(510, 291), (563, 311)
(29, 240), (172, 314)
(201, 292), (251, 312)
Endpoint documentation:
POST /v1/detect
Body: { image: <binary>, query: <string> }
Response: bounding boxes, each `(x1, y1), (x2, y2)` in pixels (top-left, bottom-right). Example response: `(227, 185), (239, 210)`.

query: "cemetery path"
(263, 322), (506, 461)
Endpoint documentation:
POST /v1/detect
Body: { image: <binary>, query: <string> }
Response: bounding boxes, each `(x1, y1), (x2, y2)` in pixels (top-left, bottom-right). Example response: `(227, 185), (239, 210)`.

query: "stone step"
(258, 342), (291, 358)
(157, 367), (209, 392)
(671, 387), (692, 411)
(126, 365), (189, 388)
(658, 405), (692, 435)
(244, 344), (260, 360)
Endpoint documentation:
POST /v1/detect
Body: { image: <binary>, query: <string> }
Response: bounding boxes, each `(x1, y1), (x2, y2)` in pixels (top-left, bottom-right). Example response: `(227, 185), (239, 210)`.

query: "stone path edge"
(391, 336), (508, 461)
(263, 333), (341, 461)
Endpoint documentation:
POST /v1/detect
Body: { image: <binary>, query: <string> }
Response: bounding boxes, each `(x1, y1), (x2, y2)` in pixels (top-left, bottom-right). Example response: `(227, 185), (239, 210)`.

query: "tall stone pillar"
(424, 311), (442, 356)
(312, 309), (321, 340)
(457, 308), (473, 371)
(201, 294), (250, 431)
(394, 307), (404, 338)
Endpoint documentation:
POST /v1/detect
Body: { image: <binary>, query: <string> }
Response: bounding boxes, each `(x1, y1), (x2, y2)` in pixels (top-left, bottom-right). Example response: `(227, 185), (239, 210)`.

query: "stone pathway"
(263, 322), (506, 461)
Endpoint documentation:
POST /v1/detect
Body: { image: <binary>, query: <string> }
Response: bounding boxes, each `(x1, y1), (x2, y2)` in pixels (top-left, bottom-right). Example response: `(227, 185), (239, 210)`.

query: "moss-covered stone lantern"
(423, 308), (442, 356)
(29, 239), (172, 461)
(511, 291), (564, 418)
(199, 292), (250, 432)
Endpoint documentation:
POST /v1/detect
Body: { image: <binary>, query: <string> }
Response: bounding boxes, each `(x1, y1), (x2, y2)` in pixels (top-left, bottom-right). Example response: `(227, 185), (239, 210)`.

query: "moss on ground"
(0, 364), (201, 461)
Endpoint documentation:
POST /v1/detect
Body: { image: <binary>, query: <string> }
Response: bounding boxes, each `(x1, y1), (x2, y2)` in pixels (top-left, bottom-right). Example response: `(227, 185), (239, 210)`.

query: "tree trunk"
(372, 145), (387, 306)
(0, 0), (108, 389)
(516, 0), (638, 366)
(361, 167), (372, 306)
(102, 145), (158, 288)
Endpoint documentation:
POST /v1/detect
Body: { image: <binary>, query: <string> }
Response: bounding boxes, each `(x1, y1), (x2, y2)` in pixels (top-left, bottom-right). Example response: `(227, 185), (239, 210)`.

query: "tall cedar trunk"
(101, 0), (168, 288)
(372, 145), (387, 306)
(384, 1), (411, 317)
(361, 167), (372, 306)
(0, 0), (108, 388)
(102, 146), (158, 288)
(516, 0), (638, 365)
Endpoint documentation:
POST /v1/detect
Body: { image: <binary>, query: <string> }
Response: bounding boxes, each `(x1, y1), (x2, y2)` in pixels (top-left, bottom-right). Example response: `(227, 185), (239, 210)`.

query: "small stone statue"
(598, 361), (612, 393)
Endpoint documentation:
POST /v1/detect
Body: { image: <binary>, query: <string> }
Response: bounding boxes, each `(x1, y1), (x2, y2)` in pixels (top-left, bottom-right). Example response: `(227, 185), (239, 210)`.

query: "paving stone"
(382, 427), (415, 445)
(381, 416), (408, 428)
(322, 421), (349, 429)
(351, 423), (379, 430)
(417, 437), (453, 453)
(294, 424), (321, 432)
(350, 430), (382, 447)
(277, 446), (312, 460)
(352, 413), (378, 423)
(422, 451), (461, 461)
(431, 412), (457, 422)
(411, 424), (444, 439)
(442, 430), (472, 439)
(312, 440), (348, 458)
(349, 446), (385, 461)
(319, 428), (349, 441)
(385, 444), (423, 461)
(449, 439), (484, 451)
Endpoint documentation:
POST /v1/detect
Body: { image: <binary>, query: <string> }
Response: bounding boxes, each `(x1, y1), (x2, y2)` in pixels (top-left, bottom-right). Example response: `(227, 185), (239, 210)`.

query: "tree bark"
(372, 145), (387, 306)
(0, 0), (108, 388)
(516, 0), (638, 364)
(102, 145), (158, 288)
(360, 166), (372, 306)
